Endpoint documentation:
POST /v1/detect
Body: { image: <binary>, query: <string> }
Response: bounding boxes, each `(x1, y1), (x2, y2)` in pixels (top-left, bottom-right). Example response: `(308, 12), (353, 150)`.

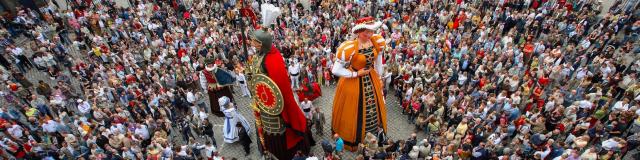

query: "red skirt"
(296, 83), (322, 101)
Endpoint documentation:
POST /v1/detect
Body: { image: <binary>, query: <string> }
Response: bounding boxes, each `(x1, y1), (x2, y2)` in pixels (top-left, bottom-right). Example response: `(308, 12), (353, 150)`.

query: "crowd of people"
(382, 0), (640, 159)
(0, 0), (638, 159)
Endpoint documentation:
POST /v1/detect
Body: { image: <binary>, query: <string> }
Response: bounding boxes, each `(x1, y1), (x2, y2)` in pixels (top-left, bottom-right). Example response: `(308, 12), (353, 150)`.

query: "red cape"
(264, 45), (307, 149)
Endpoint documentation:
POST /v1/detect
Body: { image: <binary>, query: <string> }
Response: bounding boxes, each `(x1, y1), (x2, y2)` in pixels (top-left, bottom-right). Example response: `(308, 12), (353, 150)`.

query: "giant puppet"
(331, 17), (388, 151)
(246, 4), (311, 160)
(199, 58), (236, 117)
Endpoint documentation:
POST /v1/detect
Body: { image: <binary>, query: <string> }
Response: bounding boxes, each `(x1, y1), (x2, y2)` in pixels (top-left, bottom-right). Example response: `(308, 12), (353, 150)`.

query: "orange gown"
(332, 35), (387, 150)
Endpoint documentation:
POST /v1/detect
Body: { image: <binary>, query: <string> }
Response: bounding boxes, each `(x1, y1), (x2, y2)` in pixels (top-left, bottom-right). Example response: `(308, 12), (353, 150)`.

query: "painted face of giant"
(249, 38), (263, 53)
(356, 29), (374, 40)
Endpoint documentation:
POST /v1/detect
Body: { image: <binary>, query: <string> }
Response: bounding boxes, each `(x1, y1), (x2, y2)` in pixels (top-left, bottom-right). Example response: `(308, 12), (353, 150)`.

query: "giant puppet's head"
(248, 3), (281, 55)
(249, 28), (273, 55)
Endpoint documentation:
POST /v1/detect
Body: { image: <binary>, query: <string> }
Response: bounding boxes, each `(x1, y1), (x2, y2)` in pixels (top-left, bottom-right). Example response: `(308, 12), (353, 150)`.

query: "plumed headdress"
(352, 17), (383, 33)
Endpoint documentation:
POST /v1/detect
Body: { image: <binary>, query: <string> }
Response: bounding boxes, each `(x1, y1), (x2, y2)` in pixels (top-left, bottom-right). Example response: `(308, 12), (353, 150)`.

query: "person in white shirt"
(134, 124), (150, 140)
(404, 86), (414, 102)
(42, 120), (59, 133)
(186, 90), (196, 104)
(6, 124), (24, 139)
(458, 72), (468, 86)
(77, 99), (92, 117)
(236, 72), (250, 97)
(612, 98), (630, 111)
(300, 98), (313, 119)
(601, 138), (625, 151)
(577, 100), (594, 110)
(110, 123), (126, 135)
(183, 100), (197, 116)
(201, 141), (219, 159)
(9, 45), (34, 70)
(383, 68), (392, 91)
(198, 107), (208, 122)
(575, 67), (591, 80)
(288, 59), (302, 89)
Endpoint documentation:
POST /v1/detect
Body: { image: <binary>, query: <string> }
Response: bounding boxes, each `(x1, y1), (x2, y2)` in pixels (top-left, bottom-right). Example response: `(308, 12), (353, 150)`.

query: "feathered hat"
(250, 3), (282, 54)
(352, 17), (383, 33)
(260, 3), (281, 27)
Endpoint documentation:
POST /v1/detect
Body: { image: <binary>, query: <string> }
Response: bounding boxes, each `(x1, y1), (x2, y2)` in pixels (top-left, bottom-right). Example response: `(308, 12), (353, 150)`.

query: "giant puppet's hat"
(351, 16), (383, 33)
(250, 3), (282, 54)
(260, 3), (281, 27)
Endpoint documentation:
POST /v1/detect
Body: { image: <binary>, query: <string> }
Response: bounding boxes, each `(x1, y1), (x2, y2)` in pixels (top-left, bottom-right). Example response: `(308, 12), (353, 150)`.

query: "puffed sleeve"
(332, 41), (357, 78)
(371, 34), (387, 52)
(335, 41), (356, 62)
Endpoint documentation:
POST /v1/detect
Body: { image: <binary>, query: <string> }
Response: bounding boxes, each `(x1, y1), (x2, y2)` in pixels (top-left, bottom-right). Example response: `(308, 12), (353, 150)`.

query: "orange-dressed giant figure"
(331, 17), (387, 151)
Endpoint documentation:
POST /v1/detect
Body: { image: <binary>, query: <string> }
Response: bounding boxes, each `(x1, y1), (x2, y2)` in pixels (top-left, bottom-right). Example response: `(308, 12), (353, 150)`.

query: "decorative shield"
(250, 74), (284, 115)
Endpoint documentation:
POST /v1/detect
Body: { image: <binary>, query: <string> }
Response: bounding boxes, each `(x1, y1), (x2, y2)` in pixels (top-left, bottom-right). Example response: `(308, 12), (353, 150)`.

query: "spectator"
(0, 0), (636, 159)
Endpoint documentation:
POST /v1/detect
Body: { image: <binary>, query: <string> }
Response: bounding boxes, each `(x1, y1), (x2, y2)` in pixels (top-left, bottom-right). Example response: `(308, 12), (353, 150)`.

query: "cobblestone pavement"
(212, 85), (427, 159)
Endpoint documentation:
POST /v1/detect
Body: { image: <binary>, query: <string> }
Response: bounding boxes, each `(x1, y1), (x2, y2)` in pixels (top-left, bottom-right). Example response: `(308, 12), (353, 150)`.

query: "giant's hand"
(356, 68), (370, 77)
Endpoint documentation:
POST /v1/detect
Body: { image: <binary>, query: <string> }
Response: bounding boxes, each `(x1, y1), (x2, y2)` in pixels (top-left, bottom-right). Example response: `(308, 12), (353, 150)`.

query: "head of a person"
(218, 96), (232, 109)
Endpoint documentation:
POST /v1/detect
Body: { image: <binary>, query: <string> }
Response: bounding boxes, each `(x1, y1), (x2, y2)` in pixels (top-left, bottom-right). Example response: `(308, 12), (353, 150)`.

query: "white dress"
(222, 107), (251, 143)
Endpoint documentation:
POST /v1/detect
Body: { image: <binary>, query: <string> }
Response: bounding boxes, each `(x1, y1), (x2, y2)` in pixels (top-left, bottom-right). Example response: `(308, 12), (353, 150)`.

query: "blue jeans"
(37, 104), (53, 117)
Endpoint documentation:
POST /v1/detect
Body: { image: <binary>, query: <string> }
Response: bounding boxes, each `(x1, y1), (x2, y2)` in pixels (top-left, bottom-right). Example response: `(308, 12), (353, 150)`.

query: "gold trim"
(249, 74), (284, 115)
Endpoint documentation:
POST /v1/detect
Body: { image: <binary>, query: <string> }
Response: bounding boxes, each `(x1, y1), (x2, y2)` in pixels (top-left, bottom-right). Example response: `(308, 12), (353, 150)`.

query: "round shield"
(250, 74), (284, 115)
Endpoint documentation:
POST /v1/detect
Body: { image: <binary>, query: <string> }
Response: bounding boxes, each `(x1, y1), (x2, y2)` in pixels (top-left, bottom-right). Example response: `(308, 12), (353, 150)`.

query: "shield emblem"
(250, 74), (284, 115)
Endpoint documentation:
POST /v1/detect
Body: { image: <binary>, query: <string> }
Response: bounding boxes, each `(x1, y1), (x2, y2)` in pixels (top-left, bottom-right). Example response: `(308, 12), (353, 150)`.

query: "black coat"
(377, 131), (387, 147)
(202, 123), (214, 136)
(96, 135), (109, 149)
(238, 125), (252, 144)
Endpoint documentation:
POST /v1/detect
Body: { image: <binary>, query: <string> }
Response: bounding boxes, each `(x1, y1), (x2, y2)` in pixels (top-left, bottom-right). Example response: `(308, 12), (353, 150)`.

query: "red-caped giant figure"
(246, 27), (312, 160)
